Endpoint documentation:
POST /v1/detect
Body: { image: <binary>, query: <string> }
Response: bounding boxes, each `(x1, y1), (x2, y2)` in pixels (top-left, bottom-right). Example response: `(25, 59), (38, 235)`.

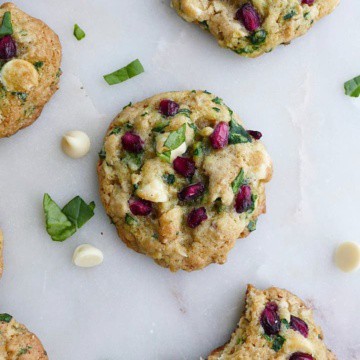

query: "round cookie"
(171, 0), (339, 58)
(98, 91), (272, 272)
(0, 2), (62, 138)
(208, 285), (337, 360)
(0, 314), (48, 359)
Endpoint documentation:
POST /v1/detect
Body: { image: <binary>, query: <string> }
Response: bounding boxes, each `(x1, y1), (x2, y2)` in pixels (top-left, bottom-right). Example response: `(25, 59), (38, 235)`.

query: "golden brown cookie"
(0, 314), (48, 359)
(98, 91), (272, 272)
(208, 285), (336, 360)
(171, 0), (339, 58)
(0, 2), (62, 138)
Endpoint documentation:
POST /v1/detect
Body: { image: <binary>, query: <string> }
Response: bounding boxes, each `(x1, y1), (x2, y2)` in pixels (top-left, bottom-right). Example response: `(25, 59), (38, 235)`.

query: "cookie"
(0, 2), (62, 138)
(171, 0), (339, 58)
(0, 229), (3, 278)
(0, 314), (48, 359)
(208, 285), (336, 360)
(98, 91), (272, 272)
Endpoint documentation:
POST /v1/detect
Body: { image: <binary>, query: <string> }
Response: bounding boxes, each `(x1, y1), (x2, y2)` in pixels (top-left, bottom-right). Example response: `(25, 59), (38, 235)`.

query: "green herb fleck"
(110, 126), (122, 135)
(262, 334), (272, 342)
(281, 318), (290, 329)
(178, 108), (192, 117)
(272, 335), (286, 352)
(123, 152), (143, 171)
(212, 97), (222, 105)
(0, 12), (13, 37)
(284, 10), (297, 20)
(344, 75), (360, 97)
(12, 92), (28, 102)
(212, 107), (220, 113)
(229, 119), (252, 145)
(73, 24), (86, 40)
(98, 147), (106, 159)
(34, 61), (44, 70)
(231, 168), (245, 194)
(17, 346), (32, 356)
(164, 124), (186, 150)
(247, 220), (257, 232)
(125, 213), (137, 226)
(153, 120), (170, 133)
(249, 29), (267, 45)
(152, 233), (159, 239)
(193, 142), (203, 157)
(203, 90), (211, 94)
(123, 102), (132, 110)
(199, 20), (209, 30)
(304, 12), (310, 19)
(157, 151), (171, 163)
(163, 173), (175, 185)
(104, 59), (144, 85)
(0, 313), (12, 323)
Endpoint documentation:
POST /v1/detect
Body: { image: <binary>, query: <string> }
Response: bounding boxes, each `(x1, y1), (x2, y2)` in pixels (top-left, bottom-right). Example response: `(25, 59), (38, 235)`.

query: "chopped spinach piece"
(344, 75), (360, 97)
(199, 20), (209, 30)
(0, 12), (13, 37)
(229, 119), (252, 145)
(157, 151), (171, 163)
(249, 30), (267, 45)
(164, 124), (186, 150)
(203, 90), (211, 94)
(163, 173), (175, 185)
(247, 220), (257, 232)
(231, 168), (245, 194)
(281, 319), (290, 329)
(125, 213), (137, 225)
(212, 107), (220, 112)
(34, 61), (44, 70)
(12, 92), (27, 102)
(73, 24), (86, 40)
(0, 313), (12, 323)
(272, 335), (286, 352)
(62, 197), (95, 229)
(284, 10), (297, 20)
(153, 120), (170, 133)
(103, 59), (144, 85)
(123, 152), (143, 171)
(178, 108), (192, 117)
(193, 141), (203, 157)
(98, 147), (106, 159)
(123, 102), (132, 110)
(212, 97), (222, 105)
(110, 126), (122, 135)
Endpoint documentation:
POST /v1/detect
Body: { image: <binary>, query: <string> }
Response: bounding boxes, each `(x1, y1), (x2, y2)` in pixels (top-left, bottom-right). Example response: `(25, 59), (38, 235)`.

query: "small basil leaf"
(272, 335), (286, 352)
(73, 24), (86, 40)
(153, 120), (170, 133)
(231, 168), (245, 194)
(164, 124), (186, 150)
(43, 194), (76, 242)
(229, 119), (252, 145)
(157, 151), (171, 163)
(0, 313), (12, 323)
(123, 152), (143, 171)
(125, 213), (137, 225)
(62, 196), (95, 229)
(344, 75), (360, 97)
(162, 173), (175, 185)
(103, 59), (144, 85)
(247, 220), (257, 232)
(0, 12), (13, 37)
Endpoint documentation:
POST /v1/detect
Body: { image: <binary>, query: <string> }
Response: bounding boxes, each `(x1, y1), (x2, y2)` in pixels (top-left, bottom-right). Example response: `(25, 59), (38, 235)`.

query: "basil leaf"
(43, 194), (76, 242)
(178, 108), (191, 118)
(283, 10), (296, 20)
(247, 220), (257, 232)
(123, 152), (143, 171)
(104, 59), (144, 85)
(164, 124), (186, 150)
(73, 24), (86, 41)
(62, 196), (95, 229)
(281, 319), (290, 329)
(109, 126), (122, 135)
(229, 119), (252, 145)
(157, 151), (171, 163)
(344, 75), (360, 97)
(34, 61), (44, 70)
(193, 142), (203, 157)
(0, 12), (13, 37)
(231, 169), (245, 194)
(0, 313), (12, 323)
(212, 97), (222, 105)
(125, 213), (137, 225)
(249, 30), (267, 45)
(152, 120), (170, 133)
(272, 335), (286, 352)
(162, 173), (175, 185)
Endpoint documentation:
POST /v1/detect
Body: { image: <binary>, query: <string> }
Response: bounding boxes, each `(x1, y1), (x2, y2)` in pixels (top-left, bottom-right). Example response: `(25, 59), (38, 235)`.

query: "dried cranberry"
(235, 185), (253, 214)
(289, 353), (314, 360)
(247, 130), (262, 140)
(0, 35), (16, 60)
(178, 182), (205, 202)
(260, 302), (281, 335)
(173, 157), (196, 178)
(235, 3), (261, 32)
(290, 316), (309, 338)
(159, 99), (179, 117)
(301, 0), (315, 5)
(187, 207), (208, 228)
(210, 122), (229, 149)
(121, 132), (144, 153)
(128, 198), (152, 216)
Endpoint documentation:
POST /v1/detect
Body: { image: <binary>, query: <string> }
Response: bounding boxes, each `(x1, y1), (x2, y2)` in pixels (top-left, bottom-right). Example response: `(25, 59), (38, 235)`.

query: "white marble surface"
(0, 1), (359, 359)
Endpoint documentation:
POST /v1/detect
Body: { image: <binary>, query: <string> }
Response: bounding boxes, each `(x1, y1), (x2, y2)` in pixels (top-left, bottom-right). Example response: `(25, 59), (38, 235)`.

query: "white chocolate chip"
(137, 178), (169, 203)
(199, 126), (214, 137)
(73, 244), (104, 268)
(335, 242), (360, 273)
(1, 59), (39, 92)
(61, 131), (91, 159)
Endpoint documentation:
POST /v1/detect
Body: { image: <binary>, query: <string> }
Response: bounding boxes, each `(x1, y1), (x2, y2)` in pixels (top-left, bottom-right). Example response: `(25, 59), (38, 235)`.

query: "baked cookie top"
(171, 0), (339, 58)
(0, 2), (62, 138)
(208, 285), (336, 360)
(98, 91), (272, 272)
(0, 314), (48, 359)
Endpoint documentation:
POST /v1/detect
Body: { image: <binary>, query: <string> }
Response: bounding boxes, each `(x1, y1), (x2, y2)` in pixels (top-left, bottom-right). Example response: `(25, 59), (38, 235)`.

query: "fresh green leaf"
(123, 152), (143, 171)
(157, 151), (171, 163)
(62, 196), (95, 229)
(212, 107), (220, 112)
(73, 24), (86, 40)
(162, 173), (175, 185)
(0, 12), (13, 37)
(283, 10), (296, 20)
(193, 141), (203, 157)
(344, 75), (360, 97)
(248, 194), (257, 213)
(247, 220), (257, 232)
(0, 313), (12, 323)
(43, 194), (76, 242)
(188, 123), (197, 133)
(212, 97), (222, 105)
(164, 124), (186, 150)
(110, 126), (122, 135)
(34, 61), (44, 70)
(231, 168), (245, 194)
(281, 319), (290, 329)
(249, 30), (267, 45)
(152, 120), (170, 133)
(272, 335), (286, 352)
(104, 59), (144, 85)
(125, 213), (137, 225)
(262, 334), (272, 342)
(229, 119), (252, 145)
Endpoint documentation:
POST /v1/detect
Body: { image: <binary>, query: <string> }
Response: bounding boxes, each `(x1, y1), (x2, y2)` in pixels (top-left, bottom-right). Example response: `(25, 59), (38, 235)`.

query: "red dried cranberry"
(187, 207), (208, 228)
(159, 99), (179, 117)
(210, 122), (229, 149)
(290, 316), (309, 338)
(128, 198), (152, 216)
(121, 131), (144, 153)
(289, 353), (314, 360)
(178, 182), (205, 202)
(235, 3), (261, 32)
(260, 302), (281, 335)
(235, 185), (253, 214)
(0, 35), (16, 60)
(173, 157), (196, 178)
(301, 0), (315, 5)
(247, 130), (262, 140)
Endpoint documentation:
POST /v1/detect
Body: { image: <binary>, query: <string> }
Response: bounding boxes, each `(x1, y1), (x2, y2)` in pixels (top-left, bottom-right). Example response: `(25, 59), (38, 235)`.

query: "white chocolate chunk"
(156, 133), (187, 162)
(335, 241), (360, 273)
(1, 59), (39, 92)
(61, 131), (91, 159)
(137, 178), (169, 203)
(282, 331), (314, 354)
(73, 244), (104, 268)
(170, 141), (187, 162)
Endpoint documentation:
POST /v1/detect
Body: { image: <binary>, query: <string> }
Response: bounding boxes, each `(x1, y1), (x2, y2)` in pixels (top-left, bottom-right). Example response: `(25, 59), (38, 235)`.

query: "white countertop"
(0, 1), (359, 359)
